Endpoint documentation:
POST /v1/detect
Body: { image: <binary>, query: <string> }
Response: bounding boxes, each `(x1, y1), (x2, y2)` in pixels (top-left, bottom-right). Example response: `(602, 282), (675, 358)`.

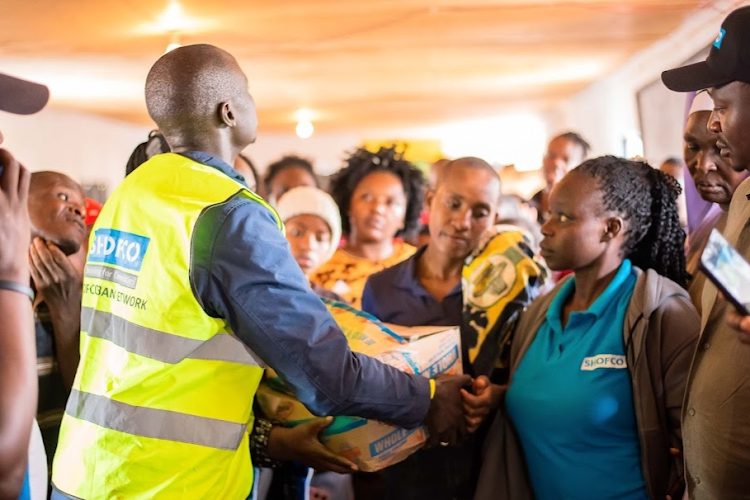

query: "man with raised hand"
(0, 72), (49, 500)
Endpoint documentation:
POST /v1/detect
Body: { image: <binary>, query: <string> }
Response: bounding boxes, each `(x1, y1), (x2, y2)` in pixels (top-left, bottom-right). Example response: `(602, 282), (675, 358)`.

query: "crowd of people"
(2, 5), (750, 500)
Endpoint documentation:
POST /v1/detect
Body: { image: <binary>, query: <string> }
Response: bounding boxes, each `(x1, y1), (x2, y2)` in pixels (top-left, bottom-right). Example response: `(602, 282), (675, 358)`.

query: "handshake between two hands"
(424, 374), (506, 448)
(270, 374), (506, 474)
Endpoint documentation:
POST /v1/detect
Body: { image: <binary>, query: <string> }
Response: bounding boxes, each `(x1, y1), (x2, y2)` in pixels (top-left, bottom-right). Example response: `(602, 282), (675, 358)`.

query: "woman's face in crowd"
(285, 214), (333, 276)
(268, 167), (317, 205)
(540, 171), (618, 272)
(542, 137), (584, 189)
(684, 110), (746, 208)
(348, 171), (407, 244)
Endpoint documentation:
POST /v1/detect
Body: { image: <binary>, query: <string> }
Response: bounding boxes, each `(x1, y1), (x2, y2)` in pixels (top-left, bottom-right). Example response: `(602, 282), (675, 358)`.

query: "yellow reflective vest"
(53, 153), (280, 500)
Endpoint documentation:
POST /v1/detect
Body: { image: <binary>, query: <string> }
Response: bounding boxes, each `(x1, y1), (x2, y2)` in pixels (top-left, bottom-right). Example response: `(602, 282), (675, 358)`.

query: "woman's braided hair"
(330, 146), (424, 237)
(125, 130), (169, 177)
(575, 155), (688, 287)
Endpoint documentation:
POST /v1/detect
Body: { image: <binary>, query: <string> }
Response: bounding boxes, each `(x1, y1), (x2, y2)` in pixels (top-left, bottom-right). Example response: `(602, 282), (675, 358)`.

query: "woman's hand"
(266, 417), (359, 474)
(461, 376), (506, 433)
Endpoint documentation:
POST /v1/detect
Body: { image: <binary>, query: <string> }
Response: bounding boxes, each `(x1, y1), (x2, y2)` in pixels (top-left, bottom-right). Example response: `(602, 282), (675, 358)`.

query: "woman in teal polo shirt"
(473, 156), (700, 500)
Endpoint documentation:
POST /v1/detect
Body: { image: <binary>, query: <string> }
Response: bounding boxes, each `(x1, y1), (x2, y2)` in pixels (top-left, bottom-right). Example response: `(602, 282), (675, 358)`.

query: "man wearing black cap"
(662, 6), (750, 499)
(0, 72), (49, 498)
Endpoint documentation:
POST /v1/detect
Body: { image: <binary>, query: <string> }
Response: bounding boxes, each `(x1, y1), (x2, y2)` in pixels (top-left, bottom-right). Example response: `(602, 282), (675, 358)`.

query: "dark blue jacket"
(184, 152), (430, 428)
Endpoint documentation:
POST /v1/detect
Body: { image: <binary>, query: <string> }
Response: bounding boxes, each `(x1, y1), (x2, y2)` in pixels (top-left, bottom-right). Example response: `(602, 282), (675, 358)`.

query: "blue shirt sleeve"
(189, 194), (430, 428)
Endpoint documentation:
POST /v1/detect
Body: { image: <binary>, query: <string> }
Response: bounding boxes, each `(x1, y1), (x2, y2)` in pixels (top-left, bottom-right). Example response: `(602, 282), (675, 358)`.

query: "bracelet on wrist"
(0, 280), (34, 303)
(249, 417), (283, 469)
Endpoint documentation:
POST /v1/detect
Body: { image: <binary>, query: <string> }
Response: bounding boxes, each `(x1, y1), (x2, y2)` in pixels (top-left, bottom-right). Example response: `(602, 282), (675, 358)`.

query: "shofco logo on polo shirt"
(580, 354), (627, 371)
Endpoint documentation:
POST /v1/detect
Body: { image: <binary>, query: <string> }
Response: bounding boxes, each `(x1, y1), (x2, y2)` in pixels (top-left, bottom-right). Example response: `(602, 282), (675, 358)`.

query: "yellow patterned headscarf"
(462, 225), (547, 379)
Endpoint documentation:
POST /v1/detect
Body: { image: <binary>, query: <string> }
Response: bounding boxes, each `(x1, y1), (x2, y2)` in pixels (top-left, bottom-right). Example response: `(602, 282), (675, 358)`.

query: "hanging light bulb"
(165, 32), (181, 53)
(159, 1), (187, 32)
(296, 119), (314, 139)
(135, 0), (210, 36)
(295, 108), (314, 139)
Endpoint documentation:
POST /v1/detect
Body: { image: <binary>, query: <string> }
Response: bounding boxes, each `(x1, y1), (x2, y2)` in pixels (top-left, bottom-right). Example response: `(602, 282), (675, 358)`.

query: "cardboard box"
(256, 303), (462, 472)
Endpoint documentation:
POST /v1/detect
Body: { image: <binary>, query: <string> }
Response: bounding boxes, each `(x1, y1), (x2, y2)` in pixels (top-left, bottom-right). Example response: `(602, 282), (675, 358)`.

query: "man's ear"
(425, 188), (436, 209)
(602, 216), (623, 242)
(218, 101), (235, 127)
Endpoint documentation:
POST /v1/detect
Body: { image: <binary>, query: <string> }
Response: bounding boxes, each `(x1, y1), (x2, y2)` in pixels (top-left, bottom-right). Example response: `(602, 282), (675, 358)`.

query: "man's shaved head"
(29, 170), (78, 192)
(428, 158), (450, 190)
(437, 157), (502, 195)
(145, 44), (257, 148)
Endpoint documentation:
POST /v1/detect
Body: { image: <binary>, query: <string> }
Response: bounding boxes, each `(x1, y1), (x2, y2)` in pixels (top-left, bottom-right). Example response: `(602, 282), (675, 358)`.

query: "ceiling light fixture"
(159, 1), (188, 32)
(295, 108), (314, 139)
(165, 32), (182, 53)
(296, 119), (314, 139)
(135, 1), (210, 36)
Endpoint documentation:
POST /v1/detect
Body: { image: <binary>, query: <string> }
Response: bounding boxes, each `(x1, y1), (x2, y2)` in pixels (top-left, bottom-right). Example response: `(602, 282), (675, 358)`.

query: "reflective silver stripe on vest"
(81, 306), (265, 367)
(66, 389), (246, 450)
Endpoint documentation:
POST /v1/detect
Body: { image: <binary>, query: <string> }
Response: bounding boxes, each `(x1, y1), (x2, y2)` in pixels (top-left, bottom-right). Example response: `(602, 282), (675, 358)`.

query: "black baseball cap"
(662, 6), (750, 92)
(0, 72), (49, 115)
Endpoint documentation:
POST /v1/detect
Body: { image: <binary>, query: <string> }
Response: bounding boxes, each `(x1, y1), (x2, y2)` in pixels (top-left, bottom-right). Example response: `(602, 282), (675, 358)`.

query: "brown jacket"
(475, 267), (700, 500)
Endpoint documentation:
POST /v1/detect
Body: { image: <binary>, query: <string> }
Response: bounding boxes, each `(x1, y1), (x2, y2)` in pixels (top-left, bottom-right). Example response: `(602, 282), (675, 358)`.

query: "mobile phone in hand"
(700, 228), (750, 316)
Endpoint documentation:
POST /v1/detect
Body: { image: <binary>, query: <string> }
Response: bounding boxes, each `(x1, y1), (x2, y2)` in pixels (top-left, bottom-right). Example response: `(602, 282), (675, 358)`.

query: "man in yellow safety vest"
(50, 44), (469, 500)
